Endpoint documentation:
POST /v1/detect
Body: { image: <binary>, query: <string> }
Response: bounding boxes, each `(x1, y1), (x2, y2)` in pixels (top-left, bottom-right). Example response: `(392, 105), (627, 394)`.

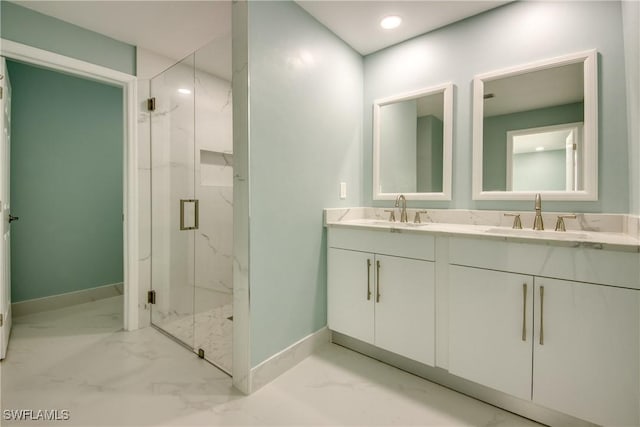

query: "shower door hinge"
(0, 87), (3, 100)
(147, 290), (156, 305)
(573, 143), (577, 150)
(197, 348), (205, 359)
(147, 97), (156, 111)
(0, 313), (3, 327)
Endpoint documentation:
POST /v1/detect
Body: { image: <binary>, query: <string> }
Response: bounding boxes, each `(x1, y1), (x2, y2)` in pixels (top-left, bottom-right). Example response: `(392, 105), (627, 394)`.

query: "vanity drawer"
(328, 227), (435, 261)
(449, 237), (640, 289)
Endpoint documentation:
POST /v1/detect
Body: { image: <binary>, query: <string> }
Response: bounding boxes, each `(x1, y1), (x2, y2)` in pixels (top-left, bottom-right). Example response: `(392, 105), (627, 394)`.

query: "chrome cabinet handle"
(376, 260), (381, 303)
(179, 199), (199, 230)
(522, 283), (527, 341)
(539, 285), (545, 345)
(366, 259), (372, 300)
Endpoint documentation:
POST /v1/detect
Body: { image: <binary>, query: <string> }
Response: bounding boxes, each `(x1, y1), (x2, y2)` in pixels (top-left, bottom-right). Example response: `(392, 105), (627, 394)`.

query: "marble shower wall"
(194, 68), (233, 301)
(136, 46), (233, 335)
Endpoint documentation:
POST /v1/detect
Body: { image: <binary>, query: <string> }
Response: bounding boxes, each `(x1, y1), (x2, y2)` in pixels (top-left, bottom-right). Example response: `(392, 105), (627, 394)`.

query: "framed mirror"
(373, 83), (453, 201)
(472, 50), (597, 200)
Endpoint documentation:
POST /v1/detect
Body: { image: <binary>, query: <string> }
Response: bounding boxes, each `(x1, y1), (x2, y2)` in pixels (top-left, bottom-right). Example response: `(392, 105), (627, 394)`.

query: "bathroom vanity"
(325, 208), (640, 427)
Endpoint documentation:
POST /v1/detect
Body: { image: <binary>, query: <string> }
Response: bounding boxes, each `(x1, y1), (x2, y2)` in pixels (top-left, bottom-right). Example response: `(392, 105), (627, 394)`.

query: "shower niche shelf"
(200, 149), (233, 187)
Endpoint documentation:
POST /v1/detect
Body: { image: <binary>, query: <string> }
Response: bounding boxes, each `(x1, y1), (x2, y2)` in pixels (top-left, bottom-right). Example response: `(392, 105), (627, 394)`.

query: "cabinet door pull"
(522, 283), (527, 341)
(376, 260), (381, 303)
(539, 285), (545, 345)
(366, 259), (372, 300)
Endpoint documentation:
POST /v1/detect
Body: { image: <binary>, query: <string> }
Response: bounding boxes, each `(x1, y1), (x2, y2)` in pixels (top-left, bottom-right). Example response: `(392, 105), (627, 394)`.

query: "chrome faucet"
(533, 193), (544, 230)
(395, 194), (408, 223)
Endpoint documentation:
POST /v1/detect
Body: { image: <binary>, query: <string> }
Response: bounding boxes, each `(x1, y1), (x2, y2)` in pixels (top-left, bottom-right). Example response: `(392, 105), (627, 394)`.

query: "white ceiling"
(483, 62), (584, 117)
(296, 1), (509, 55)
(513, 128), (573, 154)
(12, 0), (511, 71)
(13, 1), (232, 65)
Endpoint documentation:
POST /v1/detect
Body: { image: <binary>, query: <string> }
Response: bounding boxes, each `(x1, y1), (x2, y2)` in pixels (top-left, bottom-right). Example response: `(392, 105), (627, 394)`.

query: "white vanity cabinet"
(449, 266), (534, 401)
(448, 237), (640, 427)
(328, 228), (436, 366)
(532, 277), (639, 427)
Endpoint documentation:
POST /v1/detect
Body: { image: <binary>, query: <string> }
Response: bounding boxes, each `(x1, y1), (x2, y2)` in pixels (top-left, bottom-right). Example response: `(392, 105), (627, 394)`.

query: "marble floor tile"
(158, 302), (233, 373)
(1, 297), (542, 426)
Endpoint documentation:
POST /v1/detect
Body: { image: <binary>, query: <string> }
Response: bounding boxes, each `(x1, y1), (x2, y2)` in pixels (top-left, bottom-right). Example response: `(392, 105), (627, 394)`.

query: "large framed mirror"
(373, 83), (453, 201)
(472, 50), (597, 200)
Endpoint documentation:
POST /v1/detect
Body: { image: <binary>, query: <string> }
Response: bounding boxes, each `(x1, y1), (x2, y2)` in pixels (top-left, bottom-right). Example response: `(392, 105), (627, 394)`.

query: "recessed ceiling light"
(536, 146), (545, 152)
(380, 15), (402, 30)
(178, 88), (191, 95)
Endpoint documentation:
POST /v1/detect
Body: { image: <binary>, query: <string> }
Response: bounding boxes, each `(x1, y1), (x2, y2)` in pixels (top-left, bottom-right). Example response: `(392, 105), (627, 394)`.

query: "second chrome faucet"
(533, 193), (544, 230)
(395, 194), (408, 223)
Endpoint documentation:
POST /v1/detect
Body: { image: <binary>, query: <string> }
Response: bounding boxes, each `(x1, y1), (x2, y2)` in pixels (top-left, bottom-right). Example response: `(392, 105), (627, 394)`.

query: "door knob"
(8, 214), (18, 223)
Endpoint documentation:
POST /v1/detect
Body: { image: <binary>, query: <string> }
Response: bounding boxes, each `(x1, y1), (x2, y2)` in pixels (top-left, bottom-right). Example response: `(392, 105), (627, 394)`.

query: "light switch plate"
(340, 182), (347, 199)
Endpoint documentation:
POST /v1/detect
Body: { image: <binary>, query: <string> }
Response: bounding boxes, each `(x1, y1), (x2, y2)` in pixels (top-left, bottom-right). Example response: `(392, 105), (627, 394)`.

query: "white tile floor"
(1, 296), (542, 427)
(157, 301), (233, 374)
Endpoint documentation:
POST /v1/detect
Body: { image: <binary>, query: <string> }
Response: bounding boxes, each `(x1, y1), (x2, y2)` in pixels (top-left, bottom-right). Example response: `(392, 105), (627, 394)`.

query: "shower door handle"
(179, 199), (199, 230)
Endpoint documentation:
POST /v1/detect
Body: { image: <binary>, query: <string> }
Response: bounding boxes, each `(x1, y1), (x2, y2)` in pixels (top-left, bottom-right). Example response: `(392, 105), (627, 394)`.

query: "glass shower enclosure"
(149, 41), (233, 374)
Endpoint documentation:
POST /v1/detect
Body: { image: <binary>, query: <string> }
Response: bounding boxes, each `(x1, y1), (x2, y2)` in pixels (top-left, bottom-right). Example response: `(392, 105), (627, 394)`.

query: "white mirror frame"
(373, 82), (453, 201)
(472, 49), (598, 201)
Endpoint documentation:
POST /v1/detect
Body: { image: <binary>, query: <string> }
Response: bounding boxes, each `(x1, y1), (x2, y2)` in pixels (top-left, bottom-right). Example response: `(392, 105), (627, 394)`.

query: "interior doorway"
(5, 59), (124, 323)
(0, 40), (139, 354)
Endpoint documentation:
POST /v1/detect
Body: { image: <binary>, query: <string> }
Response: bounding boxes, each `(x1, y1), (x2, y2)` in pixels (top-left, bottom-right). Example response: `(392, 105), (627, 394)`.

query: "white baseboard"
(249, 327), (330, 393)
(11, 283), (124, 317)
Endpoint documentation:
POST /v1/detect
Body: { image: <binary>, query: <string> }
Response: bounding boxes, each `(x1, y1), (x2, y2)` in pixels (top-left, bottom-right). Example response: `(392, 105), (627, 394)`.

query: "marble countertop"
(324, 208), (640, 252)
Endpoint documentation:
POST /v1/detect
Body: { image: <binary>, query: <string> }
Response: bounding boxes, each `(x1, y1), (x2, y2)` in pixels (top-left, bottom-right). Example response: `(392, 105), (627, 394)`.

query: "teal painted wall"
(380, 99), (416, 193)
(483, 102), (583, 191)
(513, 150), (566, 191)
(364, 1), (629, 213)
(622, 1), (640, 215)
(247, 1), (362, 367)
(417, 115), (443, 192)
(1, 2), (136, 75)
(7, 60), (123, 302)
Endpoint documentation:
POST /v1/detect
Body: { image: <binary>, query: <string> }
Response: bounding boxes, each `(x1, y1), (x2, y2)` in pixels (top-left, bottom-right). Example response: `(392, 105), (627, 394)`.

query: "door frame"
(0, 39), (139, 331)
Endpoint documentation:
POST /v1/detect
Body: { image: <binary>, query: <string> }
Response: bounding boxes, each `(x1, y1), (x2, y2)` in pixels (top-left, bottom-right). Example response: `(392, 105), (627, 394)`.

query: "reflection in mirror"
(506, 122), (583, 191)
(472, 50), (597, 201)
(373, 83), (453, 201)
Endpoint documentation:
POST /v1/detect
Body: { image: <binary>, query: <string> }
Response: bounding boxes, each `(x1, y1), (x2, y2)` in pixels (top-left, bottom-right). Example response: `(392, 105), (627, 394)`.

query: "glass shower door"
(150, 54), (196, 349)
(148, 39), (233, 375)
(192, 43), (234, 374)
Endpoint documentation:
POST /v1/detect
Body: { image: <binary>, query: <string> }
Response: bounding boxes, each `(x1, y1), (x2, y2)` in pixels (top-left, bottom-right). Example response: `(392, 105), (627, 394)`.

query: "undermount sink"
(485, 227), (589, 240)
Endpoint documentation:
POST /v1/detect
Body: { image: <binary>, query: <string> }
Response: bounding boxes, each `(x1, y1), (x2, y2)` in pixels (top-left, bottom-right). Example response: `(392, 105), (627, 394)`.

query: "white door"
(532, 278), (640, 426)
(0, 57), (12, 360)
(448, 265), (533, 400)
(374, 255), (435, 366)
(564, 131), (575, 191)
(327, 248), (374, 344)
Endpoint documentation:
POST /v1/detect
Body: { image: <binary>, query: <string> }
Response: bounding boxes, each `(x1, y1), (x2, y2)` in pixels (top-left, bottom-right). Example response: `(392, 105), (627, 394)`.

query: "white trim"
(373, 82), (453, 201)
(505, 122), (584, 192)
(11, 282), (123, 317)
(249, 327), (330, 393)
(472, 49), (598, 201)
(0, 39), (139, 331)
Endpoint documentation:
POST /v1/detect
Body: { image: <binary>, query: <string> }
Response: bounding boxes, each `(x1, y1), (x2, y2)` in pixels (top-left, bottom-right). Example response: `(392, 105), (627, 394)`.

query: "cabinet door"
(533, 278), (639, 426)
(449, 265), (533, 400)
(328, 248), (374, 344)
(374, 255), (435, 366)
